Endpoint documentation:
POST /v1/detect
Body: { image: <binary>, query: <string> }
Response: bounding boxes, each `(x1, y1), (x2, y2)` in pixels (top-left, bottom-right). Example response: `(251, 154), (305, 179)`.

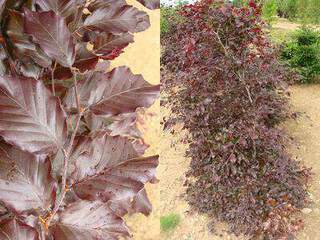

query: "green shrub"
(232, 0), (247, 7)
(298, 0), (320, 24)
(281, 27), (320, 83)
(161, 1), (188, 36)
(262, 0), (278, 24)
(276, 0), (298, 20)
(160, 7), (171, 35)
(160, 7), (179, 36)
(160, 213), (181, 232)
(275, 0), (320, 24)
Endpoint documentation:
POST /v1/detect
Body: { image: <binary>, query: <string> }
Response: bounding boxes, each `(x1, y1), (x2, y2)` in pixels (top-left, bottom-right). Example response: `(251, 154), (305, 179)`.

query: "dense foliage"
(160, 1), (186, 35)
(234, 0), (320, 24)
(162, 0), (311, 239)
(276, 0), (298, 20)
(281, 27), (320, 83)
(261, 0), (277, 24)
(0, 0), (159, 239)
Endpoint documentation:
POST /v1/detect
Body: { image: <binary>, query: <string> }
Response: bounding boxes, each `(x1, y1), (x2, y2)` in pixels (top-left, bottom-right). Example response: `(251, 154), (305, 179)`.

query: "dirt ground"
(286, 85), (320, 240)
(159, 85), (320, 240)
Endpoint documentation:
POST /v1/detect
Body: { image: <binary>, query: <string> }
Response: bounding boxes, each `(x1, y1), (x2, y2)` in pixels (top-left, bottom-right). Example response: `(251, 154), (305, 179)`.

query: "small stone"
(302, 208), (312, 214)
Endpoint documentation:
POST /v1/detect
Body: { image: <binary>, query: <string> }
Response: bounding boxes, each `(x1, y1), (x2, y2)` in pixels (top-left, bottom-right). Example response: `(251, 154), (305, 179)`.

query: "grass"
(160, 213), (181, 232)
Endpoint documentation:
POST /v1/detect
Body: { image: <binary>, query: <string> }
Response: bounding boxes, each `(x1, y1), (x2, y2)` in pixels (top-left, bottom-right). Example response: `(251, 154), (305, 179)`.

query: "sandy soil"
(159, 84), (320, 240)
(273, 18), (320, 31)
(286, 85), (320, 240)
(273, 18), (302, 31)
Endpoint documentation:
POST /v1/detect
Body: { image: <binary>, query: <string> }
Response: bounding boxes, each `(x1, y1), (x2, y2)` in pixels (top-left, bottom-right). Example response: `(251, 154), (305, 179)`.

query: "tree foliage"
(161, 0), (310, 239)
(0, 0), (160, 239)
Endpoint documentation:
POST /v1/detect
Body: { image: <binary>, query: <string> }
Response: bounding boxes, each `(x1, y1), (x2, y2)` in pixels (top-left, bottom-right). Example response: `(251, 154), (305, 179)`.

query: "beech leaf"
(24, 9), (75, 67)
(0, 219), (39, 240)
(74, 154), (158, 203)
(71, 133), (158, 204)
(92, 33), (134, 60)
(0, 143), (56, 213)
(67, 132), (148, 181)
(107, 112), (142, 138)
(7, 10), (52, 68)
(109, 188), (152, 216)
(87, 0), (126, 12)
(136, 0), (160, 10)
(83, 5), (150, 34)
(53, 43), (99, 78)
(64, 66), (160, 116)
(0, 75), (67, 155)
(0, 0), (6, 16)
(84, 112), (142, 138)
(34, 0), (79, 19)
(73, 43), (99, 72)
(51, 200), (130, 240)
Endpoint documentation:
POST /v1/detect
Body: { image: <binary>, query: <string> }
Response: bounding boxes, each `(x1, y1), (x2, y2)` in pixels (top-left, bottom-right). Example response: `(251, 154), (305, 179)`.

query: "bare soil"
(286, 85), (320, 240)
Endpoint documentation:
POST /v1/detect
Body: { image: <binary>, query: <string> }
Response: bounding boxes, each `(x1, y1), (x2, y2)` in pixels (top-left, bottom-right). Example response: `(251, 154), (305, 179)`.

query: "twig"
(51, 61), (57, 96)
(213, 29), (254, 105)
(236, 71), (254, 105)
(0, 228), (10, 240)
(44, 69), (83, 230)
(212, 29), (228, 56)
(39, 223), (46, 240)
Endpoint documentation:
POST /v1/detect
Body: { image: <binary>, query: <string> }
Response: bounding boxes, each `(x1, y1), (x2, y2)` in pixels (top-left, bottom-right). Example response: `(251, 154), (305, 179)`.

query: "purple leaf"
(7, 10), (52, 68)
(87, 0), (127, 12)
(107, 112), (142, 138)
(0, 46), (7, 76)
(0, 0), (6, 16)
(34, 0), (80, 19)
(92, 33), (134, 60)
(0, 219), (39, 240)
(73, 43), (99, 72)
(51, 200), (130, 240)
(0, 143), (56, 213)
(70, 132), (157, 204)
(68, 132), (148, 181)
(109, 188), (152, 216)
(64, 66), (160, 117)
(84, 112), (142, 138)
(54, 43), (99, 77)
(83, 5), (150, 34)
(24, 9), (75, 67)
(136, 0), (160, 10)
(0, 75), (67, 155)
(95, 61), (110, 72)
(51, 132), (147, 179)
(74, 154), (158, 203)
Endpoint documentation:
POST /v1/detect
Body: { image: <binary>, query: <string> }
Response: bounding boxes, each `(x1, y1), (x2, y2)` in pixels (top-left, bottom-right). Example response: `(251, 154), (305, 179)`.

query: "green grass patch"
(160, 213), (181, 232)
(268, 26), (294, 44)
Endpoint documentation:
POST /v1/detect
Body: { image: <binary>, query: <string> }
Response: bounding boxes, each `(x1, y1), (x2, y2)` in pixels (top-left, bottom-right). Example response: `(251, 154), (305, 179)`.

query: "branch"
(39, 223), (46, 240)
(51, 61), (57, 96)
(213, 29), (254, 105)
(44, 69), (83, 230)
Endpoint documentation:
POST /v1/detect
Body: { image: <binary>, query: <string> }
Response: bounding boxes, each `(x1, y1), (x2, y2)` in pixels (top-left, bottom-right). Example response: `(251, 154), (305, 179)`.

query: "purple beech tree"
(0, 0), (160, 239)
(161, 0), (311, 239)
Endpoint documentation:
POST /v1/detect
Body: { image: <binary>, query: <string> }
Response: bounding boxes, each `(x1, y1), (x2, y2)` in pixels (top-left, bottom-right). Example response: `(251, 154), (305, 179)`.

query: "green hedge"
(281, 27), (320, 83)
